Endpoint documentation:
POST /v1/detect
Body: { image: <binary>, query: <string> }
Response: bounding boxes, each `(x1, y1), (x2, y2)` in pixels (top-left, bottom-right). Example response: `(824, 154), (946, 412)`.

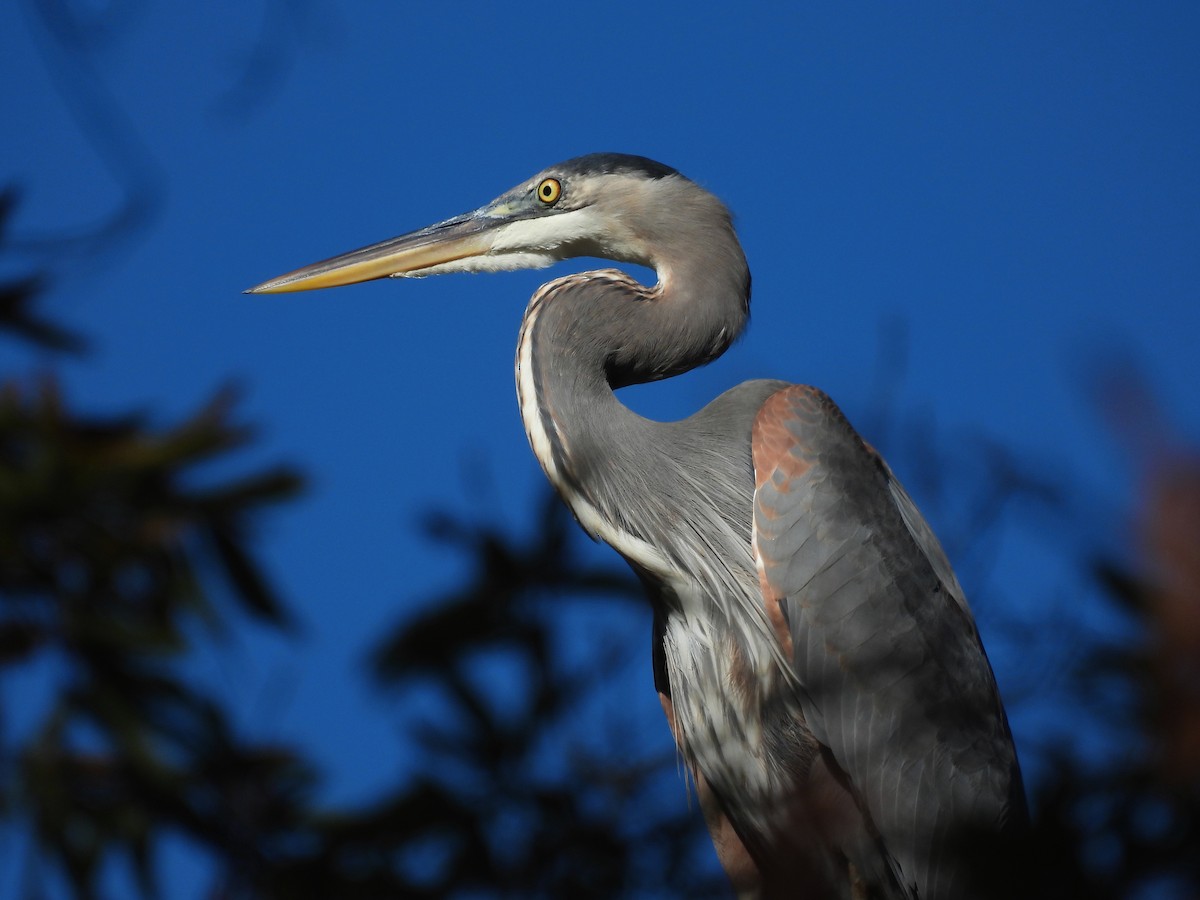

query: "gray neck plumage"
(515, 199), (750, 541)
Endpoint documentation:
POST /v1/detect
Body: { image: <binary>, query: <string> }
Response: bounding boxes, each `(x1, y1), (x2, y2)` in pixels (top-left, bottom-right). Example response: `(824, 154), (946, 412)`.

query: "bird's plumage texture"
(752, 386), (1026, 898)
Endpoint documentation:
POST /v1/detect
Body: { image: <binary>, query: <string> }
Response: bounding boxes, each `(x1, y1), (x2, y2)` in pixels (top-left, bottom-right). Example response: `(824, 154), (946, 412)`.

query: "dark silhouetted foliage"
(0, 227), (308, 892)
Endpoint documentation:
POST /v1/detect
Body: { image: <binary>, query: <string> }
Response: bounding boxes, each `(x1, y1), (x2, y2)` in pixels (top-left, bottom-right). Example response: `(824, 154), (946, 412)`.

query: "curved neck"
(538, 207), (751, 391)
(515, 220), (750, 541)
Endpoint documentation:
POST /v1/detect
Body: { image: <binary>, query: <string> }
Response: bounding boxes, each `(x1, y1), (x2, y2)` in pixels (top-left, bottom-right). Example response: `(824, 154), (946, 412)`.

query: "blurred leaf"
(208, 522), (294, 627)
(0, 619), (50, 664)
(0, 188), (85, 354)
(1095, 559), (1152, 613)
(0, 274), (86, 354)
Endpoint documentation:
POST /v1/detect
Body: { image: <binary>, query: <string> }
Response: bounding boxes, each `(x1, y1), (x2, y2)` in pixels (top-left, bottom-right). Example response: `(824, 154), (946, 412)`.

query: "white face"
(486, 206), (606, 255)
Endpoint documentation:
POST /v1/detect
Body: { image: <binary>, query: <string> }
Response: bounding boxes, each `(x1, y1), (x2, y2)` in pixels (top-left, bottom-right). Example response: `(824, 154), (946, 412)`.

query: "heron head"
(247, 154), (726, 294)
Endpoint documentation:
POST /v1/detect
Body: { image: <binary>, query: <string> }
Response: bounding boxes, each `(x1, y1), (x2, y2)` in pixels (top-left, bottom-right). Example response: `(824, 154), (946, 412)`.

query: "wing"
(751, 385), (1026, 900)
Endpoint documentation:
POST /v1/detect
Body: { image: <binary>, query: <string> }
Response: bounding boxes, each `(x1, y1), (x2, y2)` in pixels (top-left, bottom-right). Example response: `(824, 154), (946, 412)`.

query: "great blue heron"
(250, 154), (1027, 899)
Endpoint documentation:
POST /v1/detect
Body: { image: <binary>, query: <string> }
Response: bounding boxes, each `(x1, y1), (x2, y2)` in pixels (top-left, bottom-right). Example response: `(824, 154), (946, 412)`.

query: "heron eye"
(537, 178), (562, 205)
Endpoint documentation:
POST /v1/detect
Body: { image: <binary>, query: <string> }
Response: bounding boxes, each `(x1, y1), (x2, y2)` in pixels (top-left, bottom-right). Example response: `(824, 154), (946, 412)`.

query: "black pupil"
(542, 183), (553, 197)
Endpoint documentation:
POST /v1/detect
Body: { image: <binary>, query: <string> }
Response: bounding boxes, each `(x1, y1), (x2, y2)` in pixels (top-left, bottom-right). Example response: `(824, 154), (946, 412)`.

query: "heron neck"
(515, 229), (750, 546)
(619, 213), (751, 387)
(548, 216), (751, 390)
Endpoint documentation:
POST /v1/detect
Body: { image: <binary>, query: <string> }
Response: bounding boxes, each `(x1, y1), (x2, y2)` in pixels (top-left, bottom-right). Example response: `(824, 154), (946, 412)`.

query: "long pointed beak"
(246, 212), (498, 294)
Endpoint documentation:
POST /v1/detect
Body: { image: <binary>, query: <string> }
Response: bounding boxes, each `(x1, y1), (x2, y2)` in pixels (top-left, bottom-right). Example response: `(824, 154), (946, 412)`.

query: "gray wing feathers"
(752, 386), (1023, 900)
(886, 475), (971, 617)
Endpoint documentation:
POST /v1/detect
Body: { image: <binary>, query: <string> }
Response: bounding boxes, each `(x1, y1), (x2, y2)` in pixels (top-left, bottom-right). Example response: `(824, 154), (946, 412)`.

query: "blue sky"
(3, 0), (1199, 890)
